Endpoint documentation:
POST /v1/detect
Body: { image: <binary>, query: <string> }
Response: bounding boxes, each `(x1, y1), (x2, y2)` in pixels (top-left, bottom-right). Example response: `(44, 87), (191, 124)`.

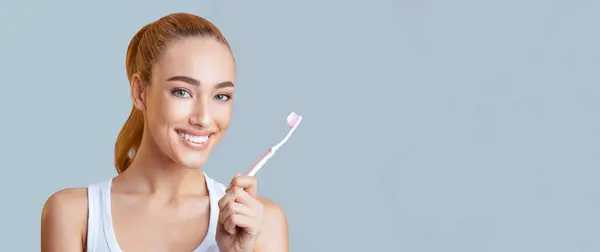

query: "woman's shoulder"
(42, 187), (88, 225)
(43, 177), (111, 212)
(254, 195), (289, 250)
(41, 187), (89, 248)
(256, 195), (287, 226)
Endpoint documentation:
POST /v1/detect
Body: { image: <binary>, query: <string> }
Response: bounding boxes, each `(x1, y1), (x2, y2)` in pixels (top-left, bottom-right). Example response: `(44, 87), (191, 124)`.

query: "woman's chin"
(167, 140), (213, 169)
(176, 152), (210, 169)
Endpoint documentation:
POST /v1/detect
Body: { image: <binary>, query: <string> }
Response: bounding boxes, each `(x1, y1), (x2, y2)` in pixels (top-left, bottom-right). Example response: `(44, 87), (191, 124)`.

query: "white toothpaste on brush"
(246, 112), (303, 177)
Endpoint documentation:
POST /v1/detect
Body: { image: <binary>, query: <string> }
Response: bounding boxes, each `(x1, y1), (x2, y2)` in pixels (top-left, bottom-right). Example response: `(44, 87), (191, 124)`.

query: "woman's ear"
(130, 73), (147, 111)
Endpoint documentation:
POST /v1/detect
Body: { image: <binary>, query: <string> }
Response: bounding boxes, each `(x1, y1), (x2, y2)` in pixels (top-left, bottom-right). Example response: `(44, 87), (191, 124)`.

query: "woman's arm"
(41, 188), (88, 252)
(254, 196), (289, 252)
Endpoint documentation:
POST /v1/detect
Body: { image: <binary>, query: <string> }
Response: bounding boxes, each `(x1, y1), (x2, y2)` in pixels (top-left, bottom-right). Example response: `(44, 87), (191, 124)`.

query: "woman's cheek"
(212, 102), (232, 126)
(165, 100), (194, 121)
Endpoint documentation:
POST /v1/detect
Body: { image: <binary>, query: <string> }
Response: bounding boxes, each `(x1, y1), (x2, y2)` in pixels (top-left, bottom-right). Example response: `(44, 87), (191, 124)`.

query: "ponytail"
(114, 24), (150, 174)
(114, 107), (144, 173)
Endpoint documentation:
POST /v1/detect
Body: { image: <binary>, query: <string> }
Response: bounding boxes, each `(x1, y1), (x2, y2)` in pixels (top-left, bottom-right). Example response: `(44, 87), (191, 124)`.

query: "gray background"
(1, 0), (599, 251)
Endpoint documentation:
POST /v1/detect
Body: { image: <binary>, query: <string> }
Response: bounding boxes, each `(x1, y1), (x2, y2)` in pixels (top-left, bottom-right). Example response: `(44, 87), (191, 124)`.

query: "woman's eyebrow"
(166, 75), (234, 89)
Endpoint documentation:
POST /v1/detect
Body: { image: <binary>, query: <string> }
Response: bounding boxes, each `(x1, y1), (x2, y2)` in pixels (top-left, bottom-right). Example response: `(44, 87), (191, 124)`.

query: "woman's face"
(136, 36), (236, 169)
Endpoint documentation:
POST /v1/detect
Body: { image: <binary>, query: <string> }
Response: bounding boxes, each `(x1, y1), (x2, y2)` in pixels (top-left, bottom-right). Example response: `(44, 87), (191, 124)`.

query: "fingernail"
(236, 172), (242, 177)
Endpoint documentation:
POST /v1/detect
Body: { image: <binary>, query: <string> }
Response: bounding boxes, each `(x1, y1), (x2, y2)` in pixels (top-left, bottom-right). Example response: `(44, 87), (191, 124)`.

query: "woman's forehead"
(153, 37), (236, 84)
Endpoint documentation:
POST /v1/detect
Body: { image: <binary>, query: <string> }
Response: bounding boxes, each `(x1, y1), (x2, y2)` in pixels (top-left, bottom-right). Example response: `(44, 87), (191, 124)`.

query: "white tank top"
(85, 172), (226, 252)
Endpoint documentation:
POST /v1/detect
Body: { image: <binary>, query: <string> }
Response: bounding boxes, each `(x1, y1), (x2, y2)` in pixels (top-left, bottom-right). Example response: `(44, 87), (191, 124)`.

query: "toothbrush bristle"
(286, 112), (301, 128)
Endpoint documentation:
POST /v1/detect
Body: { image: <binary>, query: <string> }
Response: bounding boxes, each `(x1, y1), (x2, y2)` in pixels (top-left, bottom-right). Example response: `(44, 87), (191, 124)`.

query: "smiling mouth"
(176, 130), (213, 144)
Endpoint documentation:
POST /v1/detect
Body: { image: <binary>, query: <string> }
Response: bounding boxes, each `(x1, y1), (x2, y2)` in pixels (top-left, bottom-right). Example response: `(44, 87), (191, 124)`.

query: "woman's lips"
(176, 130), (213, 150)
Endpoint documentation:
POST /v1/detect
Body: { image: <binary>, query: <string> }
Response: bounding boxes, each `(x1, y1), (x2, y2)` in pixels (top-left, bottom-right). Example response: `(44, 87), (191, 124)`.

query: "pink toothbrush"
(246, 112), (303, 177)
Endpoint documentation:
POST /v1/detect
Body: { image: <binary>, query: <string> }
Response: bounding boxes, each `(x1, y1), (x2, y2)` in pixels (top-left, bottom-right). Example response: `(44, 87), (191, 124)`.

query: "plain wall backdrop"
(1, 0), (600, 251)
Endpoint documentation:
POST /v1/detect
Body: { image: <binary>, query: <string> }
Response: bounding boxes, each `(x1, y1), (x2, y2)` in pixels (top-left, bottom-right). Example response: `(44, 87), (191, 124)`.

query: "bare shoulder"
(255, 196), (289, 252)
(44, 187), (87, 207)
(41, 187), (88, 252)
(42, 187), (88, 221)
(257, 196), (287, 220)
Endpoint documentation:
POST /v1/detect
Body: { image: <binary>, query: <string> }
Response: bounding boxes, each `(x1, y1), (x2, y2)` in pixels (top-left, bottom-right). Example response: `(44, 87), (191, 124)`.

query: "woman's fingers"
(219, 201), (254, 225)
(218, 187), (262, 212)
(217, 174), (264, 236)
(219, 173), (259, 211)
(229, 174), (258, 197)
(218, 187), (236, 211)
(223, 213), (262, 236)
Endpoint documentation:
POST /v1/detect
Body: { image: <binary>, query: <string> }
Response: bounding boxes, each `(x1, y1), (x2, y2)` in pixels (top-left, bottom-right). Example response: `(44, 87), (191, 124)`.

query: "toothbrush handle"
(246, 148), (274, 177)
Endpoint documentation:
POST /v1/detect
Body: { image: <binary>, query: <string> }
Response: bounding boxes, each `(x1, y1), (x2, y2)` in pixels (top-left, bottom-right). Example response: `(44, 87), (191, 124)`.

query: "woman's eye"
(214, 94), (231, 101)
(172, 89), (191, 98)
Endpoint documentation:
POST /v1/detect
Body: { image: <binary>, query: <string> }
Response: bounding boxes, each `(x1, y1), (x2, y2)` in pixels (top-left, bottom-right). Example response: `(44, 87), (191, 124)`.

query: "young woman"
(41, 12), (289, 252)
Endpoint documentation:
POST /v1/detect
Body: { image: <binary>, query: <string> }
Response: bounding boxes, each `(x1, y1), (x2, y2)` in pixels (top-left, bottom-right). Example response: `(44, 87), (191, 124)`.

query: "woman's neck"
(116, 136), (208, 198)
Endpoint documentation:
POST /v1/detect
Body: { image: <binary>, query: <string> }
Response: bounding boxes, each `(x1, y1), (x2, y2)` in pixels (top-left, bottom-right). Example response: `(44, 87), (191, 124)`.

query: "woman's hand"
(216, 173), (265, 252)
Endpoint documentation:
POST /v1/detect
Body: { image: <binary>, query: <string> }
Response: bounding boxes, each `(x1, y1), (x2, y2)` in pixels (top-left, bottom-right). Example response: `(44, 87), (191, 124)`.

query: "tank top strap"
(86, 181), (100, 252)
(86, 178), (116, 252)
(197, 172), (227, 252)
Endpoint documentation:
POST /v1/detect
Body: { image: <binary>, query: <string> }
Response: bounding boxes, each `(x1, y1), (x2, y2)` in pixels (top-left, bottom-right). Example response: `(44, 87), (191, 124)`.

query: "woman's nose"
(189, 102), (214, 127)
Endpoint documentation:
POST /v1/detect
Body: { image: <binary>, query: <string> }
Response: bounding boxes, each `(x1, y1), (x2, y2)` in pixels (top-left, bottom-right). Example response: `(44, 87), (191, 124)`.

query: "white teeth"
(178, 131), (210, 144)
